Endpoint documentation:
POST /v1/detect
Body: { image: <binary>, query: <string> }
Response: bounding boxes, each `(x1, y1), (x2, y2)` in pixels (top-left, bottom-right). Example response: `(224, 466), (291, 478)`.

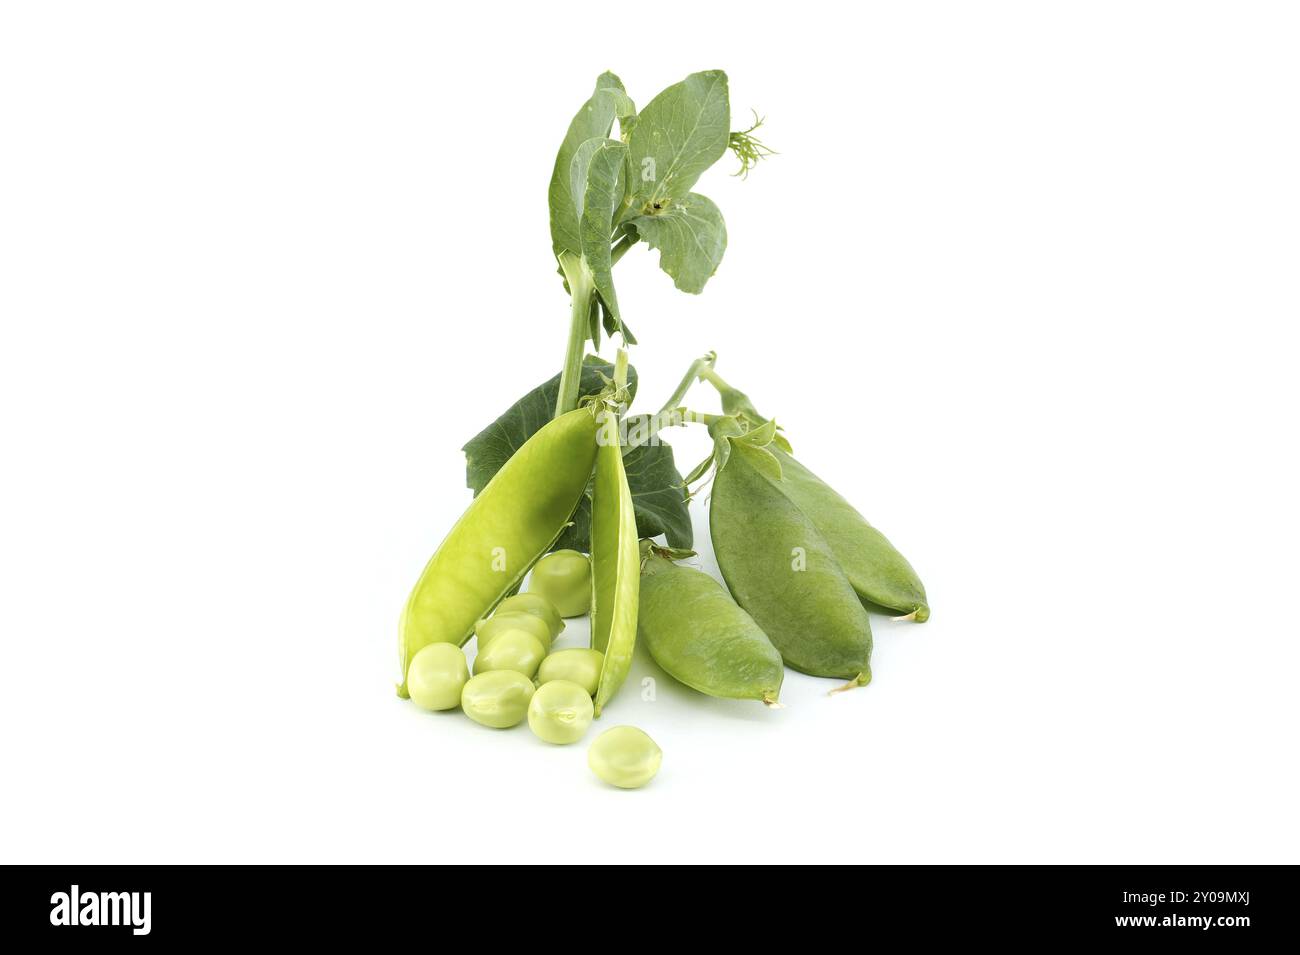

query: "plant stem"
(614, 347), (629, 392)
(625, 406), (719, 451)
(555, 252), (595, 418)
(654, 352), (717, 418)
(610, 233), (636, 266)
(698, 365), (765, 421)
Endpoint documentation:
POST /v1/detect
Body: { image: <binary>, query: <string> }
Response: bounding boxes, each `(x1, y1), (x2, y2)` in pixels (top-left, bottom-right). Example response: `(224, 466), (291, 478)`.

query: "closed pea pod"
(589, 408), (640, 716)
(638, 547), (783, 704)
(710, 440), (873, 688)
(701, 365), (929, 622)
(397, 407), (598, 697)
(771, 448), (929, 621)
(537, 648), (604, 696)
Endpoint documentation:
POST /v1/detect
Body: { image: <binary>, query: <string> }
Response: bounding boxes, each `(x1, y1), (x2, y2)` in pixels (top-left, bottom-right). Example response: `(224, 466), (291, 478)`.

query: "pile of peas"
(405, 556), (661, 790)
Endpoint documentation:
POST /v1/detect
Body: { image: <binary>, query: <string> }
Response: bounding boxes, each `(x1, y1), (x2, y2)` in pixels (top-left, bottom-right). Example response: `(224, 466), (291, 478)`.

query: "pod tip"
(762, 693), (784, 709)
(827, 669), (871, 696)
(395, 682), (410, 700)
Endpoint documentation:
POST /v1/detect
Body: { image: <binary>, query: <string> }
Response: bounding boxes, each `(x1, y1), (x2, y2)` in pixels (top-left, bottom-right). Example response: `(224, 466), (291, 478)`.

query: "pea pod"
(638, 547), (783, 704)
(710, 441), (872, 687)
(702, 364), (928, 621)
(771, 448), (928, 621)
(589, 414), (640, 716)
(397, 407), (599, 697)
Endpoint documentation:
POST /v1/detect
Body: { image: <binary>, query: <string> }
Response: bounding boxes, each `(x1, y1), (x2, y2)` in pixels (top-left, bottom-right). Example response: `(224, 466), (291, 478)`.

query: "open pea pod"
(398, 406), (599, 697)
(589, 411), (640, 716)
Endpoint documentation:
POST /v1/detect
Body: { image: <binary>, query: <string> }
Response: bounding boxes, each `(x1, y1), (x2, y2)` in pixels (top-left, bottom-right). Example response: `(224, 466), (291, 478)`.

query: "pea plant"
(398, 71), (926, 787)
(463, 70), (769, 554)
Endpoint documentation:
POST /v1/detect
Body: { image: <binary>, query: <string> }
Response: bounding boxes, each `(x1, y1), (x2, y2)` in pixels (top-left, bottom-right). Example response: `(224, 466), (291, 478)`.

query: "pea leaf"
(463, 357), (637, 496)
(623, 441), (693, 549)
(570, 138), (631, 339)
(629, 192), (727, 293)
(549, 73), (632, 259)
(620, 70), (730, 222)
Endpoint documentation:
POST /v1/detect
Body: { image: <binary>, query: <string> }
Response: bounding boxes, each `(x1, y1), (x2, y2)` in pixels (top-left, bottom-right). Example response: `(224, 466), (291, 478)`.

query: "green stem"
(614, 348), (629, 391)
(610, 233), (636, 266)
(555, 252), (595, 418)
(626, 406), (719, 450)
(654, 352), (717, 418)
(698, 366), (764, 421)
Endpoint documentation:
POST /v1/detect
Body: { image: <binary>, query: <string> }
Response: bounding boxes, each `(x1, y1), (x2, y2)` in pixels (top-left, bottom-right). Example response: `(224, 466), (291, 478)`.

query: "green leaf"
(463, 357), (637, 496)
(570, 138), (630, 337)
(621, 70), (730, 222)
(629, 192), (727, 293)
(549, 73), (631, 259)
(623, 440), (693, 549)
(598, 297), (634, 347)
(730, 439), (783, 481)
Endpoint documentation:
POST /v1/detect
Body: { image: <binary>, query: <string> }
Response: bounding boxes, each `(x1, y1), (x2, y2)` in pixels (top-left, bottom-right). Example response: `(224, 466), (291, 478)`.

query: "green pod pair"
(771, 449), (929, 621)
(397, 407), (600, 697)
(638, 549), (783, 704)
(710, 443), (873, 687)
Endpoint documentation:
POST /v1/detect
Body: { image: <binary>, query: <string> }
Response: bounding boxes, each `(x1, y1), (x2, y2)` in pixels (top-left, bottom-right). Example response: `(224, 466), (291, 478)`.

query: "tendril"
(728, 111), (776, 179)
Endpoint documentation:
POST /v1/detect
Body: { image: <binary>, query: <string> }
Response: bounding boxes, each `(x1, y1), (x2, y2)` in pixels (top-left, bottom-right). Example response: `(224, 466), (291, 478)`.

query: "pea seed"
(472, 630), (546, 679)
(460, 670), (536, 728)
(527, 680), (594, 744)
(528, 549), (592, 617)
(495, 593), (565, 640)
(588, 726), (662, 789)
(475, 611), (552, 652)
(536, 648), (604, 696)
(405, 642), (470, 711)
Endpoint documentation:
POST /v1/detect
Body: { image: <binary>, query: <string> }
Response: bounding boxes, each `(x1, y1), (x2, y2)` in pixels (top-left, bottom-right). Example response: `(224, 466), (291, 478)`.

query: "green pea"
(710, 441), (873, 688)
(527, 680), (594, 744)
(528, 549), (592, 617)
(494, 593), (565, 640)
(771, 448), (929, 622)
(638, 548), (783, 704)
(397, 408), (598, 698)
(475, 611), (552, 652)
(589, 432), (640, 716)
(405, 642), (471, 711)
(588, 726), (662, 789)
(537, 648), (604, 696)
(461, 670), (536, 728)
(472, 630), (546, 678)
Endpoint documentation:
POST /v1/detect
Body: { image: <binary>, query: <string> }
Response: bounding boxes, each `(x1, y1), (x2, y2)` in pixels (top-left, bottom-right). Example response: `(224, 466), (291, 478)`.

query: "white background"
(2, 2), (1297, 864)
